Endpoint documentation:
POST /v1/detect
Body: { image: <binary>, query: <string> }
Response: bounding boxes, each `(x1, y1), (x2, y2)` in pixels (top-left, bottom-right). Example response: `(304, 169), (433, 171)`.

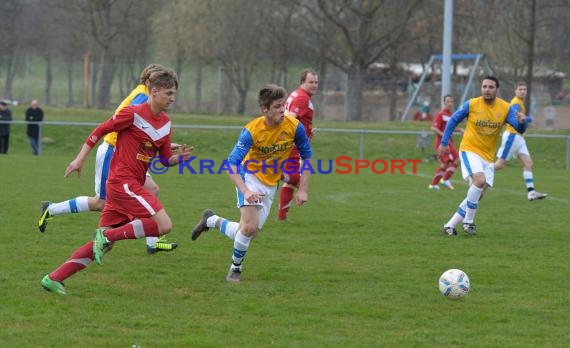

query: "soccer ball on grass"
(439, 269), (470, 299)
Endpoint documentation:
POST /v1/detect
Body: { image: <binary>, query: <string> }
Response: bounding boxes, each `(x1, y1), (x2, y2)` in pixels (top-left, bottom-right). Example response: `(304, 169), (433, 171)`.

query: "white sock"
(219, 219), (240, 240)
(146, 236), (158, 246)
(206, 215), (219, 228)
(464, 186), (483, 223)
(523, 170), (534, 191)
(232, 231), (251, 265)
(445, 199), (467, 227)
(49, 196), (90, 215)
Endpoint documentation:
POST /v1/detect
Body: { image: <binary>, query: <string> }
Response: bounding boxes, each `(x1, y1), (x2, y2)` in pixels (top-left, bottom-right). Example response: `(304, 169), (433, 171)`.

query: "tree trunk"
(389, 86), (398, 121)
(194, 60), (203, 112)
(346, 66), (364, 121)
(2, 54), (18, 100)
(314, 58), (328, 120)
(44, 55), (53, 105)
(97, 47), (114, 108)
(525, 0), (536, 113)
(66, 58), (74, 107)
(237, 87), (247, 115)
(175, 53), (184, 82)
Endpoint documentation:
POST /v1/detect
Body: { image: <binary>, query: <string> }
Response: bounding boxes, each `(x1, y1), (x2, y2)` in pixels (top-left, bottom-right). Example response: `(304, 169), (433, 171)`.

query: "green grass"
(0, 112), (569, 347)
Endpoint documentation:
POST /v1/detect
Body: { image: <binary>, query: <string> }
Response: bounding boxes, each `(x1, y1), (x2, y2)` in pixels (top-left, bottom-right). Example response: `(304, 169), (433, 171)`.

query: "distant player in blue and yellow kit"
(495, 82), (547, 201)
(191, 84), (313, 282)
(438, 76), (527, 236)
(38, 64), (178, 253)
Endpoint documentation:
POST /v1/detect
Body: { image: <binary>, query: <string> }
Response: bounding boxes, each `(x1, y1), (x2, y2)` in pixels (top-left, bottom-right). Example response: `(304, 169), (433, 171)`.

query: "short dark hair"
(515, 81), (527, 88)
(443, 94), (453, 102)
(148, 68), (178, 90)
(300, 69), (317, 84)
(482, 75), (500, 88)
(258, 84), (287, 109)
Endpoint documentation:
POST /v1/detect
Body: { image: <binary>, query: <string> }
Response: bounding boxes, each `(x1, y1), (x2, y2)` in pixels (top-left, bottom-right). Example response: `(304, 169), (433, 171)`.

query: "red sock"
(284, 173), (300, 186)
(278, 186), (295, 220)
(49, 241), (96, 282)
(431, 168), (445, 185)
(104, 218), (159, 242)
(443, 165), (456, 181)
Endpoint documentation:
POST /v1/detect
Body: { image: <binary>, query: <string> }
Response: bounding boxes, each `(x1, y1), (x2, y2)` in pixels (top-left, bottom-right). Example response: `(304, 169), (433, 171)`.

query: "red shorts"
(439, 143), (459, 164)
(99, 181), (163, 227)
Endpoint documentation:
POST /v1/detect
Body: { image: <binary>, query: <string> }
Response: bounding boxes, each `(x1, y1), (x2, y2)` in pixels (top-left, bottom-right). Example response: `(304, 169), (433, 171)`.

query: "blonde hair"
(148, 68), (179, 90)
(139, 64), (167, 84)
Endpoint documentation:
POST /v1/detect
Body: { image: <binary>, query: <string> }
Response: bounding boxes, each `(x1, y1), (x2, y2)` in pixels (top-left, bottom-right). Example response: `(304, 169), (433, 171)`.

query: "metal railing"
(1, 120), (569, 169)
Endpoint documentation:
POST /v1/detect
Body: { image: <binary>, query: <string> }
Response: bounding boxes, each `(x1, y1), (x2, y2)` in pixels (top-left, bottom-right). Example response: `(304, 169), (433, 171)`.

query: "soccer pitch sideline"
(0, 126), (568, 347)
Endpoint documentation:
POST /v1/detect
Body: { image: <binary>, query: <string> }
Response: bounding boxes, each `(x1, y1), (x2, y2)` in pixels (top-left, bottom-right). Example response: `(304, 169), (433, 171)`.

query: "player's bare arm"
(437, 144), (449, 156)
(431, 125), (443, 136)
(295, 159), (312, 206)
(168, 144), (193, 165)
(227, 167), (264, 203)
(64, 143), (93, 178)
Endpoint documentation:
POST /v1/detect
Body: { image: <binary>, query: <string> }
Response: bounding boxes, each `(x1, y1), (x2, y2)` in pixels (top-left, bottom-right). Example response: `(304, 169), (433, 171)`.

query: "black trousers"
(0, 134), (9, 154)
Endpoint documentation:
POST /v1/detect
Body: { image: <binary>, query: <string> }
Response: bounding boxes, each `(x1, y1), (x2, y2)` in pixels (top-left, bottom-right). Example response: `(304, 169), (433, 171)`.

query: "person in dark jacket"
(25, 99), (44, 155)
(0, 100), (12, 154)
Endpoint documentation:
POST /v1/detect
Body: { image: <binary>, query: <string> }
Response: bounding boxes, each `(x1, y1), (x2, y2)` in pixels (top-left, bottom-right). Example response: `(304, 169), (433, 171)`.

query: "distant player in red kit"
(429, 94), (463, 190)
(278, 69), (319, 220)
(41, 68), (192, 295)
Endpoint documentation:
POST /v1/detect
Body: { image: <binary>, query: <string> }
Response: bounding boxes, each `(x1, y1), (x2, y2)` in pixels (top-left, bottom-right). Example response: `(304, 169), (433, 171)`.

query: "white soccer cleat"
(441, 180), (455, 190)
(428, 184), (440, 190)
(528, 191), (548, 201)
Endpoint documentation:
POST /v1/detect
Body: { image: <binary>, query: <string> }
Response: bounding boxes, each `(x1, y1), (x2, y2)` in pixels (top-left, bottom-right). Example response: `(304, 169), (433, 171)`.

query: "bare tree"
(76, 0), (140, 108)
(153, 0), (214, 111)
(0, 0), (26, 100)
(298, 0), (421, 120)
(205, 0), (269, 114)
(455, 0), (570, 110)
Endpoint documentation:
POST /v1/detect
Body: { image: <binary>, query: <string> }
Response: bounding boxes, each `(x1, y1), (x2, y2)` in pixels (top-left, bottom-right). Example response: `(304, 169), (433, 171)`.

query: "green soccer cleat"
(41, 275), (66, 295)
(93, 228), (111, 265)
(38, 201), (52, 233)
(147, 236), (178, 254)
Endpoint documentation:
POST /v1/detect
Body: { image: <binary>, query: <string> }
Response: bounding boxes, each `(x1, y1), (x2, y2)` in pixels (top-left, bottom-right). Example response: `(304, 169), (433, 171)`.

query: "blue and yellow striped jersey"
(505, 97), (525, 135)
(103, 84), (149, 146)
(227, 115), (312, 186)
(441, 96), (526, 162)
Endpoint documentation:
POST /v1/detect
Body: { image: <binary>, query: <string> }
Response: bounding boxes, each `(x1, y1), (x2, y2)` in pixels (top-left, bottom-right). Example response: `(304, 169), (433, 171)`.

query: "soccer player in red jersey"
(278, 69), (318, 220)
(40, 68), (192, 295)
(428, 94), (463, 190)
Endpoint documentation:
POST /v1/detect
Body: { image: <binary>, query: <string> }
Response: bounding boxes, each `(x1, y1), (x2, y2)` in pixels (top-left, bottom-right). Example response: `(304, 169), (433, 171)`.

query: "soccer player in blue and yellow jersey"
(438, 76), (527, 236)
(191, 84), (313, 282)
(495, 82), (547, 201)
(38, 64), (178, 253)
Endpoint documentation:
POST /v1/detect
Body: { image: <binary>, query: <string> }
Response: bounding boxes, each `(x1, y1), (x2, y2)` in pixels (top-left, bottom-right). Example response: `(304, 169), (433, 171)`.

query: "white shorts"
(94, 142), (115, 199)
(460, 151), (495, 187)
(496, 132), (530, 161)
(235, 173), (277, 229)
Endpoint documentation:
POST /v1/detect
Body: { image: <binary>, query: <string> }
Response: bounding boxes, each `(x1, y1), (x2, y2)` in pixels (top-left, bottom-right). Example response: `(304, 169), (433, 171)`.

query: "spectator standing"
(25, 99), (44, 155)
(0, 101), (12, 154)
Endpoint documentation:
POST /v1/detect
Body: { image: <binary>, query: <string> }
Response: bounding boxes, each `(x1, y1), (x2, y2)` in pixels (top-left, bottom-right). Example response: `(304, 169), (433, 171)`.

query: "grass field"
(0, 113), (569, 347)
